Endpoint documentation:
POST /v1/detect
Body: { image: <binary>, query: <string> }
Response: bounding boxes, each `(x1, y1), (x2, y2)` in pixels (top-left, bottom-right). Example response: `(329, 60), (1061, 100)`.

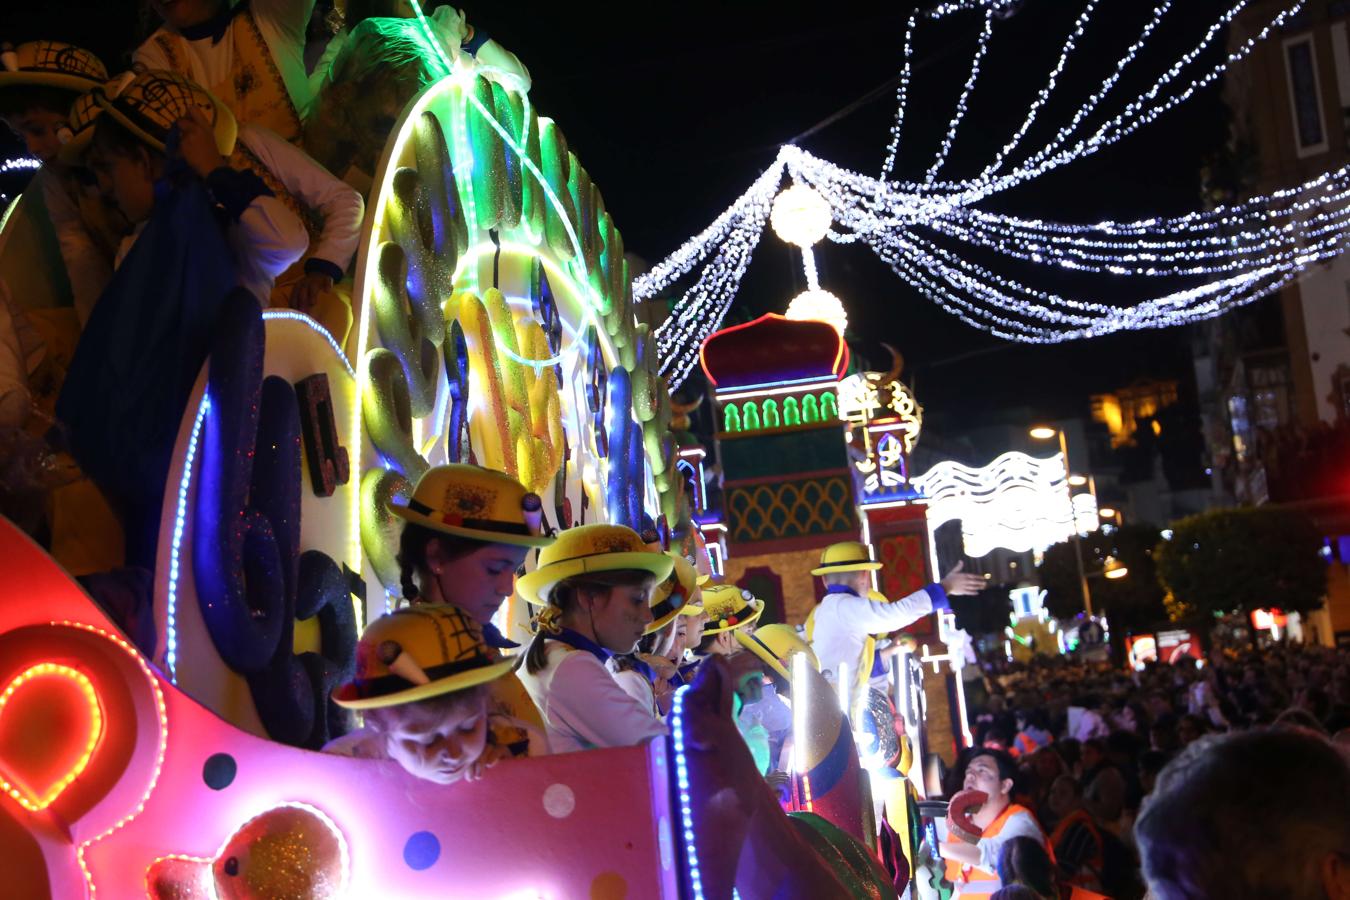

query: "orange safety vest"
(1049, 808), (1106, 889)
(1067, 888), (1110, 900)
(943, 803), (1052, 896)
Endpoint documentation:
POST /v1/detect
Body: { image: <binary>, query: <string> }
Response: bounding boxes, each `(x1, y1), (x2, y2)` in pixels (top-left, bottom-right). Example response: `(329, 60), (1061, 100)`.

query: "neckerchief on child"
(178, 0), (251, 45)
(549, 627), (611, 663)
(481, 621), (520, 650)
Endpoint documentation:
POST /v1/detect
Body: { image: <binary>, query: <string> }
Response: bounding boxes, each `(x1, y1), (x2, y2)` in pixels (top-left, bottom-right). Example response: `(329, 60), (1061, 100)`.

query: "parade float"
(0, 10), (920, 898)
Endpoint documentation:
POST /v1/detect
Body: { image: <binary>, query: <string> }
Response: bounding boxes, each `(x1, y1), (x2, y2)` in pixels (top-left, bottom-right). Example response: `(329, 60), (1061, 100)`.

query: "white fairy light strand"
(925, 9), (994, 184)
(879, 11), (919, 182)
(642, 0), (1341, 386)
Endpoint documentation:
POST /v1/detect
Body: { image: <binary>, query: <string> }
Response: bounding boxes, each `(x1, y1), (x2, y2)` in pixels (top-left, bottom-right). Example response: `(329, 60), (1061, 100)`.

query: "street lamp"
(1030, 424), (1094, 618)
(1067, 474), (1088, 487)
(1102, 556), (1129, 580)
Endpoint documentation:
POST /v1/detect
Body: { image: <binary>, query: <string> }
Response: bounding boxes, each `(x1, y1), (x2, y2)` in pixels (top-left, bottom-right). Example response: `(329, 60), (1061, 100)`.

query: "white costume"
(135, 0), (318, 121)
(235, 123), (364, 279)
(519, 638), (667, 755)
(114, 123), (361, 303)
(809, 583), (948, 685)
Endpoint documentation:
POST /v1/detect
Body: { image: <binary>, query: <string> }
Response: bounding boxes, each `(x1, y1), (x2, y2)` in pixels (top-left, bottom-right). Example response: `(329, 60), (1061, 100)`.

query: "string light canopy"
(639, 0), (1341, 390)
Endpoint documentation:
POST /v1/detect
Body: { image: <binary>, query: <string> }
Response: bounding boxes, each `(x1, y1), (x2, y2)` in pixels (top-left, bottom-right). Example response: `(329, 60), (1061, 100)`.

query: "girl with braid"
(377, 464), (554, 758)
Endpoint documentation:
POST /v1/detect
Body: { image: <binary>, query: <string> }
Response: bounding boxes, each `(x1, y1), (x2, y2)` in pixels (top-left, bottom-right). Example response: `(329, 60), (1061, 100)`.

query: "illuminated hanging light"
(785, 288), (848, 335)
(640, 0), (1334, 391)
(770, 184), (833, 248)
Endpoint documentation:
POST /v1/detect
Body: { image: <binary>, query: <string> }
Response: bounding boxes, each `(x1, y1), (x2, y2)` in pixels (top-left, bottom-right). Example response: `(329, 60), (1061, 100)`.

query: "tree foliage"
(1038, 523), (1168, 629)
(1153, 507), (1324, 622)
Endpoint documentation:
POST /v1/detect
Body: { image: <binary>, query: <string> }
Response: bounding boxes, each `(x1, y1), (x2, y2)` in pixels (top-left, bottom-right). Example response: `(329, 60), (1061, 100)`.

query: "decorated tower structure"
(700, 314), (855, 625)
(699, 318), (971, 776)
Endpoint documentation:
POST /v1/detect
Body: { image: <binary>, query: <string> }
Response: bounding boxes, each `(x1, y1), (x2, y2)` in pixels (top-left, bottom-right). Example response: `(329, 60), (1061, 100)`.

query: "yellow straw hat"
(65, 69), (237, 165)
(645, 552), (701, 635)
(389, 464), (553, 548)
(516, 523), (675, 606)
(736, 623), (819, 682)
(333, 604), (513, 710)
(0, 41), (107, 94)
(810, 540), (883, 576)
(700, 583), (763, 635)
(55, 86), (108, 164)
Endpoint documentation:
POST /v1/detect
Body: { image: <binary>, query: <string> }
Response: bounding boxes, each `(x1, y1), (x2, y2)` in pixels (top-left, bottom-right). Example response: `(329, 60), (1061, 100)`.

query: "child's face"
(428, 541), (528, 627)
(5, 108), (67, 163)
(152, 0), (228, 30)
(88, 145), (157, 224)
(382, 693), (488, 784)
(582, 584), (653, 655)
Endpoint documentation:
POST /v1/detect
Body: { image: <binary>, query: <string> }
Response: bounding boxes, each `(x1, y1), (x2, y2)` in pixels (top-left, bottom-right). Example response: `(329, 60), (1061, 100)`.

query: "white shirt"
(972, 804), (1042, 885)
(810, 585), (944, 686)
(114, 160), (305, 305)
(518, 641), (667, 754)
(0, 279), (37, 427)
(134, 0), (317, 120)
(35, 166), (114, 326)
(237, 123), (364, 274)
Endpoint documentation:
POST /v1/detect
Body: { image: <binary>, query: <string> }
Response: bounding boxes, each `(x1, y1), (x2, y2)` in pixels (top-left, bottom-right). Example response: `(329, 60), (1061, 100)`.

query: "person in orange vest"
(943, 748), (1051, 897)
(993, 836), (1109, 900)
(1045, 775), (1106, 894)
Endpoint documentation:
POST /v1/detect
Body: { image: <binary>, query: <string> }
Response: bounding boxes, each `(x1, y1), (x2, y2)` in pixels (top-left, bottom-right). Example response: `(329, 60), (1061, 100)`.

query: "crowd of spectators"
(948, 642), (1350, 899)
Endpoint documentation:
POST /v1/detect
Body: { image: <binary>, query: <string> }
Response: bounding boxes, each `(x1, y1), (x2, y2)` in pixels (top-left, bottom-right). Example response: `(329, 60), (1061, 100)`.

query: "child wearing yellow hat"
(387, 463), (552, 758)
(611, 551), (701, 717)
(328, 603), (519, 782)
(516, 523), (675, 753)
(0, 41), (124, 324)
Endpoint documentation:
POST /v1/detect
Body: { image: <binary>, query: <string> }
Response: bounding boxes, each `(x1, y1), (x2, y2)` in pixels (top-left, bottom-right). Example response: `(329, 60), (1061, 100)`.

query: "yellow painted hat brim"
(0, 71), (102, 94)
(735, 630), (790, 682)
(332, 656), (515, 710)
(389, 502), (554, 548)
(517, 551), (676, 606)
(92, 85), (238, 159)
(644, 606), (683, 635)
(701, 603), (762, 635)
(809, 561), (883, 576)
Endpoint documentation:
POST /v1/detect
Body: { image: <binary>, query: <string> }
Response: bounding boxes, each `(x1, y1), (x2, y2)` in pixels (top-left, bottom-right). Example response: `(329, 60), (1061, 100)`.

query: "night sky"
(2, 1), (1239, 428)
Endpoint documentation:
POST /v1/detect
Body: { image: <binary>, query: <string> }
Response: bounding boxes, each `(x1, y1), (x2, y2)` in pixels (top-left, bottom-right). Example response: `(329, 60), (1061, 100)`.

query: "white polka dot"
(542, 783), (575, 818)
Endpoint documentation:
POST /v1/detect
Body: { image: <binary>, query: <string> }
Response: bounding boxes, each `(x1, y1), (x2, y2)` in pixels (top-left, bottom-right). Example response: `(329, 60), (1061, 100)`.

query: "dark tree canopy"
(1154, 507), (1325, 623)
(1038, 523), (1167, 629)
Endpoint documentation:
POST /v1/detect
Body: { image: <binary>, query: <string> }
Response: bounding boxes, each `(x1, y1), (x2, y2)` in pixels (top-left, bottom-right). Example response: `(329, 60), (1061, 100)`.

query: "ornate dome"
(699, 314), (849, 390)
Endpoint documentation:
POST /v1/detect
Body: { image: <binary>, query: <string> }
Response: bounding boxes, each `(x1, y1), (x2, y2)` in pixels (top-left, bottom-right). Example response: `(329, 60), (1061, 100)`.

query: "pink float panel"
(0, 522), (680, 899)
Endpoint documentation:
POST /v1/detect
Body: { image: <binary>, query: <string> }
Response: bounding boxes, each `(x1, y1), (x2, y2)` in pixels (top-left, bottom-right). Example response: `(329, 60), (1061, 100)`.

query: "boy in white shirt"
(136, 0), (316, 141)
(0, 41), (123, 325)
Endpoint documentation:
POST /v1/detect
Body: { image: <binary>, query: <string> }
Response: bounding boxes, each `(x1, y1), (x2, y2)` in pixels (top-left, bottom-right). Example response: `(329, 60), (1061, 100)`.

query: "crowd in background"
(947, 642), (1350, 899)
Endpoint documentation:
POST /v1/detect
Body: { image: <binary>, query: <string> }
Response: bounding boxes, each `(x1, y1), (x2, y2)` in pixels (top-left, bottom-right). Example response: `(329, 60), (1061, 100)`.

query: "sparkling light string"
(634, 0), (1339, 383)
(978, 0), (1100, 179)
(879, 11), (919, 182)
(924, 9), (994, 184)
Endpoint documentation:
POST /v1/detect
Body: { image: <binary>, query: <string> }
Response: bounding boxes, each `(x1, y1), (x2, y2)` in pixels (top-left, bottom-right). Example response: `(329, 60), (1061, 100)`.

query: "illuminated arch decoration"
(911, 451), (1074, 558)
(349, 26), (692, 613)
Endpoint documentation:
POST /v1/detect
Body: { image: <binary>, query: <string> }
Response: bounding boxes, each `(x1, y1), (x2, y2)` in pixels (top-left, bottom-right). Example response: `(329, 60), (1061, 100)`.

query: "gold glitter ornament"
(373, 241), (439, 415)
(467, 74), (508, 230)
(359, 467), (411, 591)
(212, 805), (347, 899)
(362, 349), (429, 481)
(538, 118), (576, 260)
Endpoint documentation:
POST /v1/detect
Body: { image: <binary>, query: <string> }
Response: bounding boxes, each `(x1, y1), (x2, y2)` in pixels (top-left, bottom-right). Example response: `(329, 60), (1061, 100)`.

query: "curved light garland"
(642, 0), (1336, 389)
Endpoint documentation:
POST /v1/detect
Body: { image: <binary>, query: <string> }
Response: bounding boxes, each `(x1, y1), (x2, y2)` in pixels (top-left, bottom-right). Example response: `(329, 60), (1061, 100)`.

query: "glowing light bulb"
(785, 289), (848, 335)
(770, 185), (832, 248)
